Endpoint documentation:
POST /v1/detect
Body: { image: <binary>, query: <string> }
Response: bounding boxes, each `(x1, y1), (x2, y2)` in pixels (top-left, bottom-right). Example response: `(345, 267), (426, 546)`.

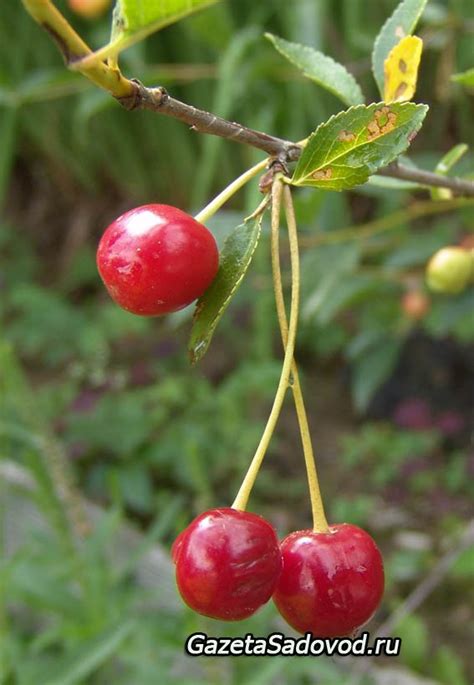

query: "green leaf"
(265, 33), (364, 107)
(291, 102), (428, 191)
(189, 214), (263, 364)
(372, 0), (428, 96)
(394, 614), (429, 671)
(351, 338), (401, 412)
(384, 223), (455, 268)
(86, 0), (221, 63)
(312, 274), (382, 325)
(432, 646), (468, 685)
(301, 243), (361, 322)
(431, 143), (469, 200)
(367, 174), (419, 190)
(435, 144), (469, 175)
(451, 68), (474, 87)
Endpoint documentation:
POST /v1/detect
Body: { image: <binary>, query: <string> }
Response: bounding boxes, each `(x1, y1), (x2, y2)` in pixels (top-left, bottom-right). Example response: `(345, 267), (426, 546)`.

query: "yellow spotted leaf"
(383, 35), (423, 103)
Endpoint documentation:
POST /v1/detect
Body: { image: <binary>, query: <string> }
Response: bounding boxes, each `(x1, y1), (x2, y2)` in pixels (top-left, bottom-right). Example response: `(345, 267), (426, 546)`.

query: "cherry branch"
(378, 162), (474, 197)
(22, 0), (474, 198)
(122, 82), (302, 161)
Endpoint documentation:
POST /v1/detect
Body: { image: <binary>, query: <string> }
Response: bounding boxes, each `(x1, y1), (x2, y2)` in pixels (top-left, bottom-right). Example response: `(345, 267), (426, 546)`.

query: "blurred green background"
(1, 0), (473, 683)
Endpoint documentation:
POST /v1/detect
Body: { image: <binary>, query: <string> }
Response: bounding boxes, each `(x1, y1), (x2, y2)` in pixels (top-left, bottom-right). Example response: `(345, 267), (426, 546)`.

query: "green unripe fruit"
(426, 247), (473, 294)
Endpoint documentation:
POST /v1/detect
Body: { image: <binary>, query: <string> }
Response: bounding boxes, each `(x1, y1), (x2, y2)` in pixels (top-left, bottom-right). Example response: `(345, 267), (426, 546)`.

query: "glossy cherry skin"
(97, 204), (219, 316)
(172, 508), (282, 621)
(273, 524), (384, 637)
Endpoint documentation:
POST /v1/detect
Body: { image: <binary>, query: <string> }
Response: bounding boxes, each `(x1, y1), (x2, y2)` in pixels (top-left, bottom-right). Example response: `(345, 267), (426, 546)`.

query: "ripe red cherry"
(273, 524), (384, 637)
(172, 508), (282, 621)
(97, 204), (219, 316)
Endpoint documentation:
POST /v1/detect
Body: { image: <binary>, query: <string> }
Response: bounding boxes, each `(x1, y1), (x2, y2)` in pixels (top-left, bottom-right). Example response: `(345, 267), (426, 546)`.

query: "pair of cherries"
(172, 508), (384, 637)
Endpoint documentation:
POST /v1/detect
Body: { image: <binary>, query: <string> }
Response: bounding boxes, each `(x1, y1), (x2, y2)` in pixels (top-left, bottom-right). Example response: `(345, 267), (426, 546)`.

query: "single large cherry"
(97, 204), (219, 316)
(273, 524), (384, 637)
(172, 508), (282, 621)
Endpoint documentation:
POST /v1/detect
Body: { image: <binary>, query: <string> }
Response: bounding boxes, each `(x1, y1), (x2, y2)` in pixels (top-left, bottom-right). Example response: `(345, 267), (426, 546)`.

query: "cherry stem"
(232, 177), (300, 512)
(272, 183), (329, 534)
(194, 159), (269, 225)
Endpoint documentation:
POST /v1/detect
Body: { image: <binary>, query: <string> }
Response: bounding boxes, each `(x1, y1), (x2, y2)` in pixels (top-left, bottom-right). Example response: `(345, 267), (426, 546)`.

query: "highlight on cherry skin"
(273, 524), (384, 637)
(172, 508), (282, 621)
(96, 204), (219, 316)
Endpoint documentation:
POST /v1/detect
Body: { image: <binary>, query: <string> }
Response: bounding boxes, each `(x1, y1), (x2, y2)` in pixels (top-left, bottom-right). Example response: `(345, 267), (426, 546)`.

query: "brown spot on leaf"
(398, 58), (407, 73)
(338, 129), (356, 142)
(312, 168), (333, 181)
(395, 25), (406, 39)
(367, 120), (380, 138)
(367, 107), (397, 139)
(394, 82), (408, 99)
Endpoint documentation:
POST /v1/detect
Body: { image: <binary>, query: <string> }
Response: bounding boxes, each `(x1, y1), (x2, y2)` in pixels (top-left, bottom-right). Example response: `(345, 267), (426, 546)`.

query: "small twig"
(125, 82), (301, 161)
(375, 520), (474, 639)
(348, 520), (474, 684)
(21, 0), (474, 198)
(125, 83), (474, 196)
(299, 197), (474, 248)
(379, 162), (474, 197)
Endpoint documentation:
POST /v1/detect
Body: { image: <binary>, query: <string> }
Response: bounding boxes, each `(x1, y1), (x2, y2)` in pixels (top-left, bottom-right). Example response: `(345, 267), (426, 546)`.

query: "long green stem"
(194, 159), (268, 224)
(21, 0), (133, 97)
(232, 177), (299, 511)
(273, 185), (329, 533)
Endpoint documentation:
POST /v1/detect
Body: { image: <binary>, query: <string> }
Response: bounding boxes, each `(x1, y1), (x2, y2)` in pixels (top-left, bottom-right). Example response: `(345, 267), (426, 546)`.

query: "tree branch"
(378, 162), (474, 197)
(122, 82), (301, 161)
(22, 0), (474, 198)
(123, 82), (474, 196)
(375, 520), (474, 640)
(346, 520), (474, 685)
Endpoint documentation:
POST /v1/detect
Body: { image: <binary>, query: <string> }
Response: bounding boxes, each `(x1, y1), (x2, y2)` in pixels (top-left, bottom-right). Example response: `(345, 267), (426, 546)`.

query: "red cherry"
(172, 508), (282, 621)
(401, 290), (430, 320)
(97, 204), (219, 316)
(273, 524), (384, 637)
(68, 0), (111, 19)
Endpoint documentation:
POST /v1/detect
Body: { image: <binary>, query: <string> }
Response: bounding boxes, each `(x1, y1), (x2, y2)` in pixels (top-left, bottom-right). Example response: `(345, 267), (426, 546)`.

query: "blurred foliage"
(1, 0), (474, 683)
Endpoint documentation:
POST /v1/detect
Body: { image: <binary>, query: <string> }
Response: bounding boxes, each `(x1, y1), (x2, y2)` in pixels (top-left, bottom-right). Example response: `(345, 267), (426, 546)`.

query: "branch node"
(115, 79), (142, 110)
(259, 158), (289, 193)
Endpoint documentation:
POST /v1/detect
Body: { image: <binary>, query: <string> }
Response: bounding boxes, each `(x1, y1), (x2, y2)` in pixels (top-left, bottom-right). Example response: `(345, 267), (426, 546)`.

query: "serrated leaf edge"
(292, 100), (429, 186)
(265, 33), (364, 107)
(77, 0), (220, 68)
(189, 215), (263, 364)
